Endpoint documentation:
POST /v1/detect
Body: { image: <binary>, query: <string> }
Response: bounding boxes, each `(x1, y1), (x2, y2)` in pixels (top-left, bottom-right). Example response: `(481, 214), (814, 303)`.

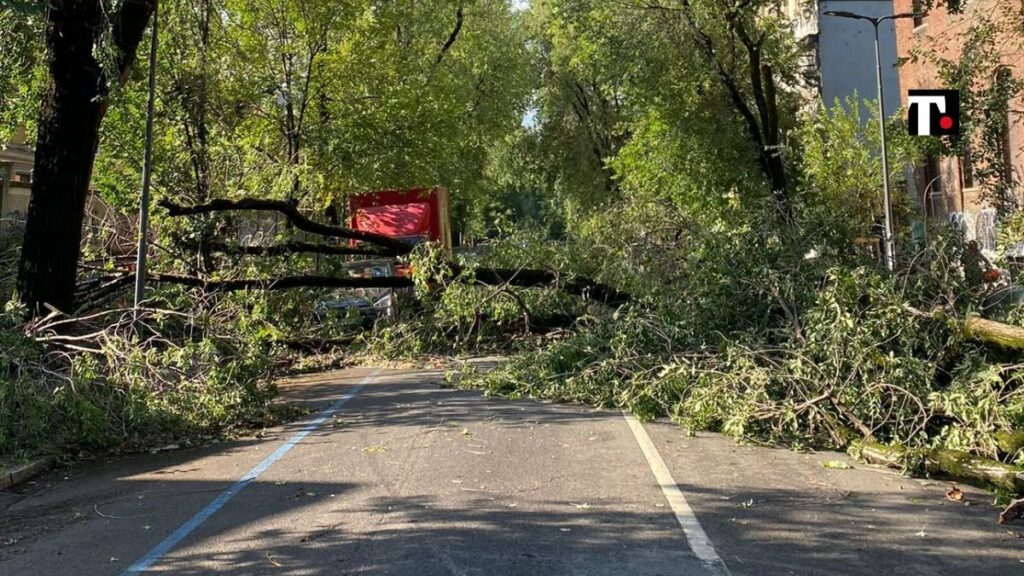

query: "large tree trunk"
(17, 0), (156, 314)
(17, 1), (107, 314)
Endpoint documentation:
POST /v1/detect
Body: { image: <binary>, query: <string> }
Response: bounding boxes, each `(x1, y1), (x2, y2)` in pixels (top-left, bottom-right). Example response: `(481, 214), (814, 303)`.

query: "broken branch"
(158, 198), (411, 254)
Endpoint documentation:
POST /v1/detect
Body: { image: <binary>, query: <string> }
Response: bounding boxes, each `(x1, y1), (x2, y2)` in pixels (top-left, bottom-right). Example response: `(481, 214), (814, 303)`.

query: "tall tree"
(17, 0), (157, 313)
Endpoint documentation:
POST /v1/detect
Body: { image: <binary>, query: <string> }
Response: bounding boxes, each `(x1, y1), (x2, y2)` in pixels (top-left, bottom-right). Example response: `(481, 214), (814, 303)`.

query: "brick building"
(893, 0), (1023, 250)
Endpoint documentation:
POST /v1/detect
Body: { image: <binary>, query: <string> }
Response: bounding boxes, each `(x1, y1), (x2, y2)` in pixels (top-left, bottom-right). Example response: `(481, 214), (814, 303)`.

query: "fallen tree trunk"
(189, 240), (393, 258)
(850, 440), (1024, 494)
(158, 198), (411, 255)
(159, 198), (630, 305)
(964, 316), (1024, 351)
(148, 273), (414, 291)
(463, 266), (630, 305)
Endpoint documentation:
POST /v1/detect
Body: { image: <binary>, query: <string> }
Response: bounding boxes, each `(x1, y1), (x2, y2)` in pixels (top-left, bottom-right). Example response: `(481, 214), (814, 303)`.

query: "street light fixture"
(823, 10), (918, 271)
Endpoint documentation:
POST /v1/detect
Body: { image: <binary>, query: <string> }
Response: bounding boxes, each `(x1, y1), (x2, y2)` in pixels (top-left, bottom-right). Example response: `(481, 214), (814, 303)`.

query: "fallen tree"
(139, 197), (632, 306)
(964, 315), (1024, 351)
(75, 266), (629, 307)
(157, 198), (412, 255)
(852, 439), (1024, 525)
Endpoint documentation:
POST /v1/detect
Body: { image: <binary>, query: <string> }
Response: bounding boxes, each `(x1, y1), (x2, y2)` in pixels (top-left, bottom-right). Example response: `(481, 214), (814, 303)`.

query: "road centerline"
(121, 369), (382, 574)
(623, 412), (729, 574)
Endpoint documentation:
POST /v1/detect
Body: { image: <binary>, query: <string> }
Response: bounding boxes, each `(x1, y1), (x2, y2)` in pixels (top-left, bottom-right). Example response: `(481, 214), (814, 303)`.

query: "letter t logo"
(907, 90), (960, 137)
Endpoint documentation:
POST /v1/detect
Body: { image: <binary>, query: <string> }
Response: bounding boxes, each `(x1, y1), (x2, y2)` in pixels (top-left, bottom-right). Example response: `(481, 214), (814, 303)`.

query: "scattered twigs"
(828, 395), (875, 441)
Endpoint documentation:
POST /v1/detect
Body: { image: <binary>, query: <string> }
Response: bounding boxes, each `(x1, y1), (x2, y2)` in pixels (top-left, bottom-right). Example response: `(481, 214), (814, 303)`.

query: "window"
(14, 171), (31, 184)
(994, 67), (1016, 186)
(912, 0), (925, 27)
(960, 148), (975, 189)
(923, 156), (943, 217)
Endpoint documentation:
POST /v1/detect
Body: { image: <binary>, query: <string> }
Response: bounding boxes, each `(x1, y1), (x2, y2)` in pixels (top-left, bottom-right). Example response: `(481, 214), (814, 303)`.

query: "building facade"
(893, 0), (1023, 250)
(1, 128), (133, 254)
(0, 126), (34, 237)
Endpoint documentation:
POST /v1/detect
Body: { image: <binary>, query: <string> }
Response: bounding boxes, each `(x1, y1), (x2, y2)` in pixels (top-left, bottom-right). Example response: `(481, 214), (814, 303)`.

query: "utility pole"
(823, 10), (917, 271)
(134, 0), (159, 314)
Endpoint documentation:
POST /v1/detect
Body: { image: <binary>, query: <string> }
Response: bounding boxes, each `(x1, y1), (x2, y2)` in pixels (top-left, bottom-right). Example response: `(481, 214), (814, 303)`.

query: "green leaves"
(81, 0), (533, 236)
(0, 4), (44, 141)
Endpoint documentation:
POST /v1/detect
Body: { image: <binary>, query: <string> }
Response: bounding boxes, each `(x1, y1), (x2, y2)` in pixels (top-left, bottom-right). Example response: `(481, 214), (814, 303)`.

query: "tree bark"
(964, 316), (1024, 351)
(17, 0), (157, 314)
(850, 440), (1024, 494)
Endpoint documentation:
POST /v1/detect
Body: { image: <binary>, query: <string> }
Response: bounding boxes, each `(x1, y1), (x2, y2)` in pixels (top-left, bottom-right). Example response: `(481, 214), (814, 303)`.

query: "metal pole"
(873, 18), (896, 271)
(134, 1), (159, 313)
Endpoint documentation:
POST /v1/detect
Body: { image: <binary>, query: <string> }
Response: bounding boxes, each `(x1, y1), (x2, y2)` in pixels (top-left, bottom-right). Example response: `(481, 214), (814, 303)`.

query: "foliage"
(82, 0), (534, 232)
(5, 0), (1024, 487)
(0, 3), (44, 142)
(0, 294), (281, 460)
(362, 242), (586, 359)
(797, 95), (922, 250)
(454, 258), (1024, 461)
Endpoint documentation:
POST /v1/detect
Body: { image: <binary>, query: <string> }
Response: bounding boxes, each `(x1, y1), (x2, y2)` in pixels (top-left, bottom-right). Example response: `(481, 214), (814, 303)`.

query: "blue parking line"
(122, 370), (381, 574)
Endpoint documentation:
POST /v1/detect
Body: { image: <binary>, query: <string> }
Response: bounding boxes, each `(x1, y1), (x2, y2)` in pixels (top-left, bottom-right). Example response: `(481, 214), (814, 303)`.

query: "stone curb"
(0, 457), (54, 491)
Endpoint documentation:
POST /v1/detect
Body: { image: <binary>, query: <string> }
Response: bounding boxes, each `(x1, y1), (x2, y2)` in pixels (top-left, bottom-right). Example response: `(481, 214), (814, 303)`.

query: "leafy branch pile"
(0, 294), (283, 460)
(449, 232), (1024, 493)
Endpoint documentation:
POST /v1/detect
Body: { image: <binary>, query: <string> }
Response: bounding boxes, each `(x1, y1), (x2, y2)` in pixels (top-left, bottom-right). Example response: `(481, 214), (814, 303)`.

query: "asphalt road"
(1, 367), (1022, 575)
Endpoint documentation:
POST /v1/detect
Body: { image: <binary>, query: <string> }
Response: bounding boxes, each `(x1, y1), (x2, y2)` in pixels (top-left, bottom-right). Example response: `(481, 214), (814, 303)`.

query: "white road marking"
(623, 412), (730, 573)
(121, 369), (382, 574)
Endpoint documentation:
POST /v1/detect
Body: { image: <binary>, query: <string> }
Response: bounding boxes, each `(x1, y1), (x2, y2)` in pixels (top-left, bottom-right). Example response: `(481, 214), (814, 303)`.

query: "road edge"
(0, 457), (55, 492)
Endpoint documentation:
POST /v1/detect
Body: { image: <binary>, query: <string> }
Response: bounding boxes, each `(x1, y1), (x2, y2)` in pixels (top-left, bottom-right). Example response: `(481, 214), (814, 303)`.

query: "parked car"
(313, 259), (402, 327)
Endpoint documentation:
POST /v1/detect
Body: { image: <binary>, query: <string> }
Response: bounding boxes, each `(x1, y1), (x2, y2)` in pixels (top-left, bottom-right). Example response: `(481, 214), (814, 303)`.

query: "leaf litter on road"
(821, 460), (852, 470)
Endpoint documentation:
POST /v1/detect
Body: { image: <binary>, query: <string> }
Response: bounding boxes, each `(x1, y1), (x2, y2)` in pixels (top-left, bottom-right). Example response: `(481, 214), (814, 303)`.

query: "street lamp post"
(823, 10), (917, 271)
(134, 0), (159, 315)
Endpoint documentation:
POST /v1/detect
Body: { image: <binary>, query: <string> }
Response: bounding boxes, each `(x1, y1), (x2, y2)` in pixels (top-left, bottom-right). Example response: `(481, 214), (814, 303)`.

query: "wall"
(893, 0), (1024, 249)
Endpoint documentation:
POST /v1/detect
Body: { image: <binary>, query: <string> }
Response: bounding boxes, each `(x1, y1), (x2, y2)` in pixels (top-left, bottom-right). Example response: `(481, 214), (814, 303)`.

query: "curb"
(0, 457), (54, 491)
